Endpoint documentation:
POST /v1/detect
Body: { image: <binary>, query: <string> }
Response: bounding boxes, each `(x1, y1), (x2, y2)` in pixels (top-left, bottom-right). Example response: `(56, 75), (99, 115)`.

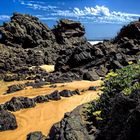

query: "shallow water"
(0, 80), (101, 140)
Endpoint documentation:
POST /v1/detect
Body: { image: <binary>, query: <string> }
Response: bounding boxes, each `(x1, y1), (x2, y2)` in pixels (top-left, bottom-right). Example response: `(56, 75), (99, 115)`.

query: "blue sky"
(0, 0), (140, 40)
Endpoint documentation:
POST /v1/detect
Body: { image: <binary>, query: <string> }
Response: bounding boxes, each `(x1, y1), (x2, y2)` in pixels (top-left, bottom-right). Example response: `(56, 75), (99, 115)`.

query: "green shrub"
(103, 61), (140, 95)
(87, 61), (140, 123)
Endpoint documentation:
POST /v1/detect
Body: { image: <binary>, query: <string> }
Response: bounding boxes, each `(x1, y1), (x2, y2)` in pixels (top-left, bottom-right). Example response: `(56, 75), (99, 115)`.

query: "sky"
(0, 0), (140, 40)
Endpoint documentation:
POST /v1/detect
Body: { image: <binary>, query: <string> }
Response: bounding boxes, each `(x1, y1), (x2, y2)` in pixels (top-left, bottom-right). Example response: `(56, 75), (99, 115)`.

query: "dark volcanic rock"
(53, 20), (140, 82)
(115, 21), (140, 41)
(88, 86), (97, 91)
(0, 13), (88, 77)
(34, 95), (49, 103)
(83, 70), (100, 81)
(72, 89), (81, 95)
(48, 104), (96, 140)
(6, 84), (25, 94)
(59, 90), (73, 97)
(0, 13), (140, 83)
(52, 19), (86, 46)
(27, 131), (46, 140)
(0, 13), (55, 49)
(46, 90), (61, 101)
(0, 110), (17, 131)
(93, 89), (140, 140)
(5, 97), (36, 111)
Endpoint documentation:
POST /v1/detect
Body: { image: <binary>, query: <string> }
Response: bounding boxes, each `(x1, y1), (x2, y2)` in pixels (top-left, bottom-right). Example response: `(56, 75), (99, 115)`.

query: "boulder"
(48, 104), (96, 140)
(0, 110), (17, 131)
(46, 90), (61, 101)
(34, 95), (49, 103)
(59, 90), (73, 97)
(5, 97), (36, 111)
(83, 70), (100, 81)
(27, 131), (46, 140)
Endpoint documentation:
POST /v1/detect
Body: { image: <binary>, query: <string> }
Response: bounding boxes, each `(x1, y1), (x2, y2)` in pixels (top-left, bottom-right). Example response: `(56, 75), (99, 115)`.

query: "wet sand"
(0, 80), (102, 140)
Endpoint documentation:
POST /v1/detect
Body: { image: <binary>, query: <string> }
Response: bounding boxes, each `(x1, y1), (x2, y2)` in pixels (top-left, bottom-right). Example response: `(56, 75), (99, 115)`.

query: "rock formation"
(0, 13), (87, 76)
(0, 13), (140, 83)
(48, 104), (96, 140)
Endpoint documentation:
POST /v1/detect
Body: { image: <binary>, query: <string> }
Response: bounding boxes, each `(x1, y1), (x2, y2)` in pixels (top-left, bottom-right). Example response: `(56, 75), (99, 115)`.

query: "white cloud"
(0, 15), (10, 21)
(20, 1), (57, 11)
(36, 15), (57, 21)
(73, 6), (140, 24)
(74, 5), (111, 16)
(18, 1), (140, 24)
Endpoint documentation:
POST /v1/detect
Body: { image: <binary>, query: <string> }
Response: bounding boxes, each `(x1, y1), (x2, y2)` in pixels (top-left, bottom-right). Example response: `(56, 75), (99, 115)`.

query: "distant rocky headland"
(0, 13), (140, 140)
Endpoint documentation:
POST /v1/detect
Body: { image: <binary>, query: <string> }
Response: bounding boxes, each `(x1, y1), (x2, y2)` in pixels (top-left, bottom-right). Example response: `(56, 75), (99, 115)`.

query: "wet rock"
(0, 110), (17, 131)
(27, 131), (46, 140)
(5, 97), (36, 111)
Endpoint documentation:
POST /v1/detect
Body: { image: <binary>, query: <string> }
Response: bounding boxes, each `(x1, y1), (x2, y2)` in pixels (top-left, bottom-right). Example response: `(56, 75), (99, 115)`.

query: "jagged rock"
(83, 70), (100, 81)
(115, 21), (140, 41)
(0, 110), (17, 131)
(0, 13), (140, 83)
(52, 19), (86, 46)
(0, 13), (88, 78)
(27, 131), (46, 140)
(48, 104), (96, 140)
(5, 97), (36, 111)
(91, 88), (140, 140)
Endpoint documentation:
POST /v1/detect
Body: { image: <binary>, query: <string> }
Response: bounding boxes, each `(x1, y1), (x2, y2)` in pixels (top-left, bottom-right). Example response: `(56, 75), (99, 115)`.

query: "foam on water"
(88, 41), (103, 45)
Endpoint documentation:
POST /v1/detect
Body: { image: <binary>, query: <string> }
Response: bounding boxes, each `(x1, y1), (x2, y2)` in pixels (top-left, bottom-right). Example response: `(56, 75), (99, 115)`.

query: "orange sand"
(0, 80), (102, 140)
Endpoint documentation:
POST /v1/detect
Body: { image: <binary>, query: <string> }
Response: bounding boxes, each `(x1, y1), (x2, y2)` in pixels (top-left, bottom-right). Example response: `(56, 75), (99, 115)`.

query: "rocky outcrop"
(52, 19), (86, 46)
(1, 14), (140, 83)
(114, 19), (140, 41)
(54, 37), (140, 80)
(0, 13), (88, 76)
(95, 89), (140, 140)
(0, 110), (17, 131)
(48, 104), (96, 140)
